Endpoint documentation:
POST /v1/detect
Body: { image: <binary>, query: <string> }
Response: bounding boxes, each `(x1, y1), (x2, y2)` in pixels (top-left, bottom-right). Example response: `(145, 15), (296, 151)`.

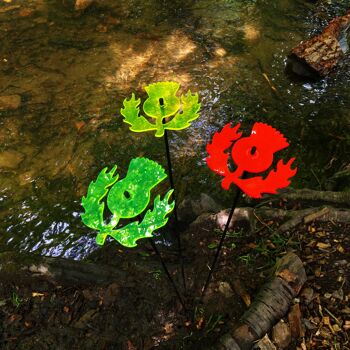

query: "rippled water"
(0, 0), (349, 259)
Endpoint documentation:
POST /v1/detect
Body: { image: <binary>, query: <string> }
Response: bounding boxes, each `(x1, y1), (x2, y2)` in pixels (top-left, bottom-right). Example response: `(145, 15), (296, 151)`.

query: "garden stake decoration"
(201, 122), (297, 299)
(121, 81), (201, 290)
(81, 157), (185, 309)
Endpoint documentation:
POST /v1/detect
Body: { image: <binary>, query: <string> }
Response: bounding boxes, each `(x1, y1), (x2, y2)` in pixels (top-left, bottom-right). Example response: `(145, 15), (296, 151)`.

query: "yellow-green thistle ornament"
(121, 81), (201, 137)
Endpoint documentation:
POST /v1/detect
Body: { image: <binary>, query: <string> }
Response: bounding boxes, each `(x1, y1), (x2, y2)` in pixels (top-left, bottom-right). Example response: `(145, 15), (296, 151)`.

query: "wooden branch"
(212, 205), (350, 235)
(0, 251), (163, 287)
(216, 253), (306, 350)
(277, 188), (350, 207)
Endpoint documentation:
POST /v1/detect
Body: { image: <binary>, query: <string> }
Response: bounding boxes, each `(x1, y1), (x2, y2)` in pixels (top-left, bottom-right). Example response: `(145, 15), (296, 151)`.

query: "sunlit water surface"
(0, 0), (349, 259)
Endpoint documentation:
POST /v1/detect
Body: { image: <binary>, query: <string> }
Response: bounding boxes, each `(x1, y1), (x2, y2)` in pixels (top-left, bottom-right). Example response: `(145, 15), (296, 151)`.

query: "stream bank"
(1, 190), (349, 349)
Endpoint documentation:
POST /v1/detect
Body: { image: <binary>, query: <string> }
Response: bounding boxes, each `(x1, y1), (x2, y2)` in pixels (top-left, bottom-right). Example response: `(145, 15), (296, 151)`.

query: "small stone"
(272, 320), (292, 349)
(178, 193), (220, 223)
(0, 95), (21, 110)
(0, 150), (24, 169)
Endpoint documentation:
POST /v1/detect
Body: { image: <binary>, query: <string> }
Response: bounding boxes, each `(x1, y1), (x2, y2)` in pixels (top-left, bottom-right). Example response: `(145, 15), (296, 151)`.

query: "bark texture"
(289, 11), (350, 76)
(278, 188), (350, 207)
(0, 251), (163, 287)
(216, 253), (306, 350)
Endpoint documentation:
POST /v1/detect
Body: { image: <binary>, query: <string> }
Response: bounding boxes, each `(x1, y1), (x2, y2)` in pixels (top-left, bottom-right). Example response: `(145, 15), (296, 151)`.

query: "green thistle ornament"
(81, 158), (175, 248)
(121, 81), (201, 137)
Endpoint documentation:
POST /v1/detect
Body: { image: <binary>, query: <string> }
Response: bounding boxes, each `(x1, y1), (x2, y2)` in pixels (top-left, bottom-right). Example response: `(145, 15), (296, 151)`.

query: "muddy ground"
(0, 205), (349, 350)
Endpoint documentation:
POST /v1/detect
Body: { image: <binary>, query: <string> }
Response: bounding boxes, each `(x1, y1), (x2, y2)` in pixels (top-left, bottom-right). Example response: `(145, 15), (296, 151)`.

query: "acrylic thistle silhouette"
(81, 158), (174, 247)
(121, 81), (200, 137)
(206, 122), (297, 198)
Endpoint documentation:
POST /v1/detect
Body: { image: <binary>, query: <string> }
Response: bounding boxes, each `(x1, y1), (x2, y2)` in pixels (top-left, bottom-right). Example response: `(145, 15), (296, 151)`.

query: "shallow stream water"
(0, 0), (349, 259)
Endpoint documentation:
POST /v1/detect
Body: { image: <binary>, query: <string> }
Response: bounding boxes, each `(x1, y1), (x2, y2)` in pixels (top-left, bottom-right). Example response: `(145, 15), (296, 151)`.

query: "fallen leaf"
(336, 245), (345, 253)
(288, 304), (304, 337)
(301, 342), (307, 350)
(63, 306), (70, 313)
(246, 243), (257, 249)
(32, 292), (45, 297)
(127, 340), (137, 350)
(75, 121), (85, 131)
(164, 322), (173, 334)
(196, 317), (204, 330)
(322, 316), (330, 325)
(316, 242), (331, 250)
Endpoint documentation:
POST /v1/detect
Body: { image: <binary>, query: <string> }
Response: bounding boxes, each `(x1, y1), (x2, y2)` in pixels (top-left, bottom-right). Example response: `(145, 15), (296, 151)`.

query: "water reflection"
(0, 0), (349, 259)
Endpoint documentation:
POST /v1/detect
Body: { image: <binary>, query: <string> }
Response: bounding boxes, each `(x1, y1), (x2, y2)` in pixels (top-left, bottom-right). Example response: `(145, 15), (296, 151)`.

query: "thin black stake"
(160, 97), (186, 291)
(149, 238), (186, 310)
(200, 185), (242, 301)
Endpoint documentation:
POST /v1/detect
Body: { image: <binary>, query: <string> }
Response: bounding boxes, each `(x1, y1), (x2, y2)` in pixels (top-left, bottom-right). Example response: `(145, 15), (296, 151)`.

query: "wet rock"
(0, 95), (21, 110)
(287, 11), (350, 77)
(0, 150), (24, 169)
(178, 193), (220, 223)
(272, 320), (291, 349)
(215, 207), (255, 231)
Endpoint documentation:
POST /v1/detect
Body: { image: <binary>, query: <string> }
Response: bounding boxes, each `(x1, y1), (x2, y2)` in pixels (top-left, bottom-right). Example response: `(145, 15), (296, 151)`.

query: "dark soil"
(0, 209), (349, 350)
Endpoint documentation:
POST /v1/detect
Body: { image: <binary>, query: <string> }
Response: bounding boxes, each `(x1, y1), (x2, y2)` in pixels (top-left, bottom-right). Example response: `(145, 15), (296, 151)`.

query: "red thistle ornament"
(206, 122), (297, 198)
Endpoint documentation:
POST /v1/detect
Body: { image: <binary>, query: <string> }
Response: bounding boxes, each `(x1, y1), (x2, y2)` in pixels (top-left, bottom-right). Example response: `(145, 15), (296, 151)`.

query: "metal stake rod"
(149, 238), (186, 310)
(200, 186), (242, 301)
(160, 97), (186, 292)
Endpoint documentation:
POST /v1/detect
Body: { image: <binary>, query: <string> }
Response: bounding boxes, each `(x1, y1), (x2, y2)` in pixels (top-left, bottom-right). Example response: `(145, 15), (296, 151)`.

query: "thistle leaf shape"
(81, 158), (175, 248)
(121, 81), (200, 137)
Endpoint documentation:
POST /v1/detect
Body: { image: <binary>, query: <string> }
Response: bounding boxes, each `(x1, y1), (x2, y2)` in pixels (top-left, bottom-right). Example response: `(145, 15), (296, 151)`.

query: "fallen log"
(0, 251), (167, 287)
(287, 11), (350, 77)
(277, 188), (350, 208)
(211, 205), (350, 234)
(216, 253), (306, 350)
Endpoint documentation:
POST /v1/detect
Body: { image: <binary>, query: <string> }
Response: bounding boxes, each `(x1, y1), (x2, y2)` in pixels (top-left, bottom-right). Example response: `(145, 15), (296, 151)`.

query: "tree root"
(276, 188), (350, 207)
(216, 253), (306, 350)
(0, 251), (166, 286)
(212, 205), (350, 234)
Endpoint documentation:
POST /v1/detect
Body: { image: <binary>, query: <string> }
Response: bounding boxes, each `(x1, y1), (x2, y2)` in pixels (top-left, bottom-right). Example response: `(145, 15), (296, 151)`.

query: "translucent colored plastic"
(206, 122), (297, 198)
(81, 158), (175, 247)
(121, 81), (200, 137)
